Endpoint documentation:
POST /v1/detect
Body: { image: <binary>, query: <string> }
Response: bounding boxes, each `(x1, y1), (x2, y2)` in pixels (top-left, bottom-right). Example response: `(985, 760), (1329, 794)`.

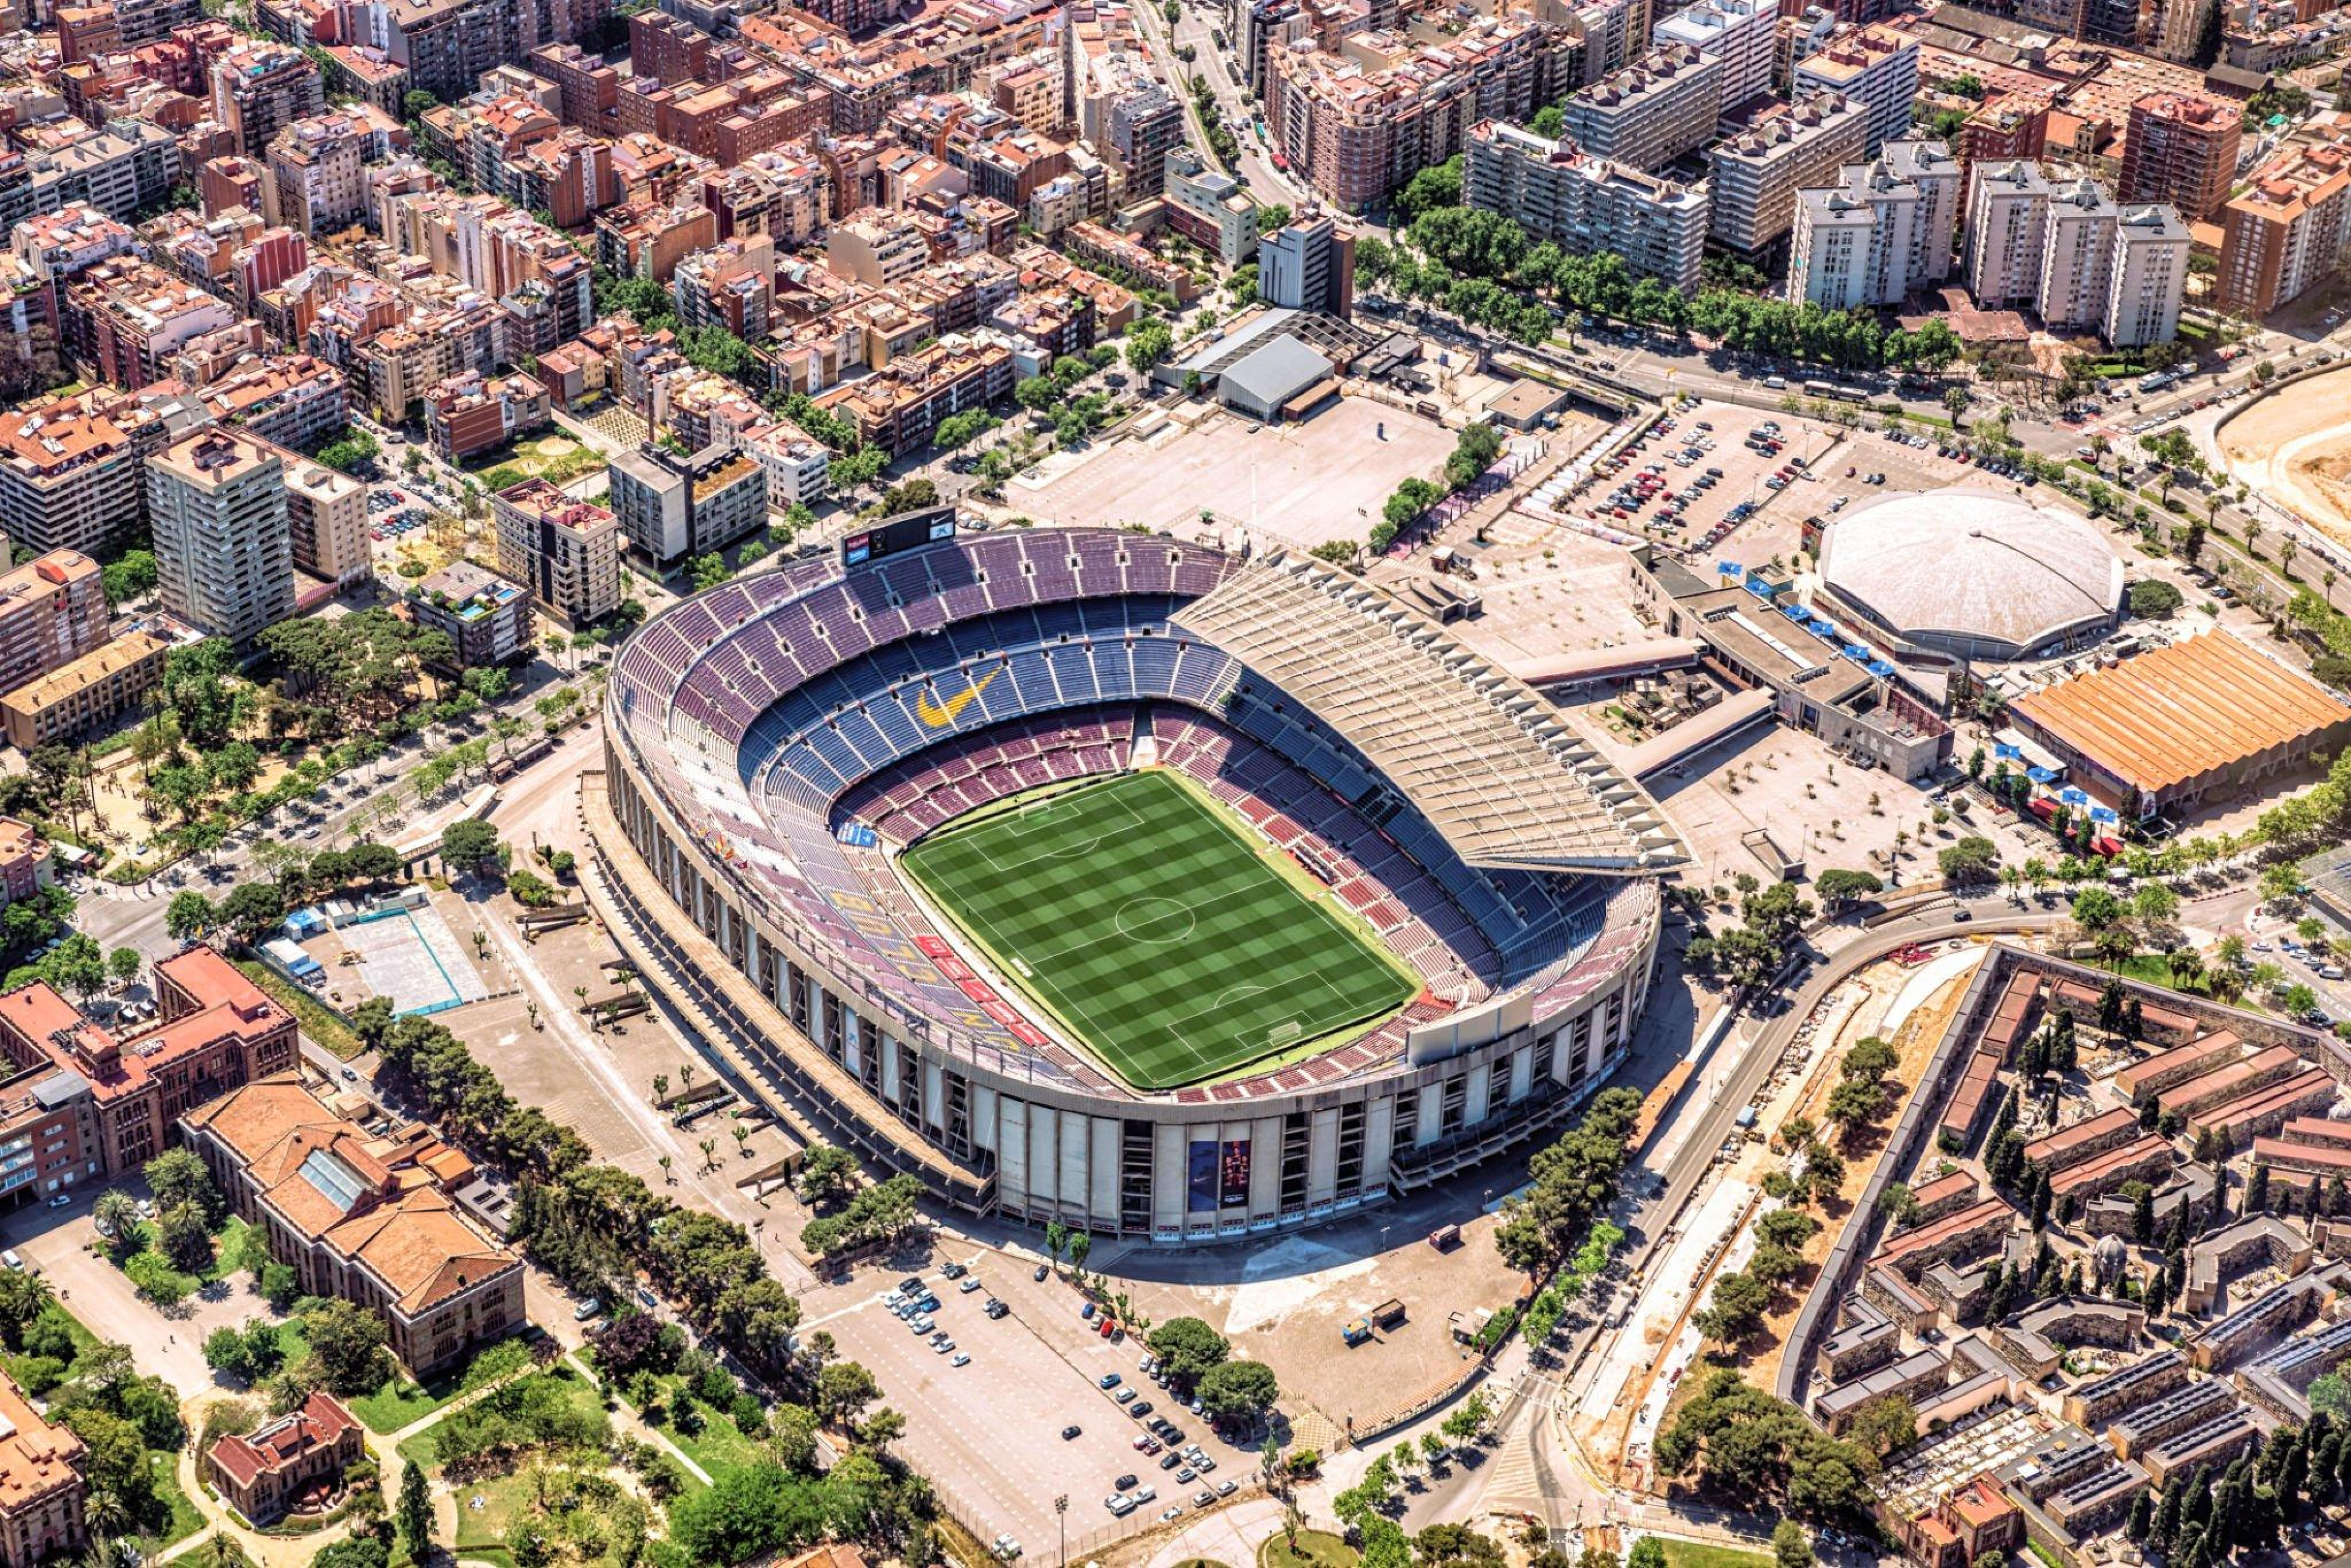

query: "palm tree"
(658, 1154), (674, 1184)
(652, 1073), (670, 1104)
(679, 1062), (697, 1096)
(2281, 537), (2300, 577)
(699, 1137), (719, 1173)
(2247, 517), (2265, 557)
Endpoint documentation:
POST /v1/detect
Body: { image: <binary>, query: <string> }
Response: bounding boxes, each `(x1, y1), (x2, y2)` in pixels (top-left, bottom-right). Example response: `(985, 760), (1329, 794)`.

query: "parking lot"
(809, 1248), (1260, 1558)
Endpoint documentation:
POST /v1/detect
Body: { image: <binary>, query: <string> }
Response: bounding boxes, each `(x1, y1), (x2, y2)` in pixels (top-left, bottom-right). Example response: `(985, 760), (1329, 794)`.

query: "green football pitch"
(897, 770), (1420, 1091)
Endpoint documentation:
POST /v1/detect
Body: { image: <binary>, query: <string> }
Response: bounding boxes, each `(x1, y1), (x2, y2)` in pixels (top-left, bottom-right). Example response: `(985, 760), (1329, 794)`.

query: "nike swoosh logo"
(917, 668), (999, 727)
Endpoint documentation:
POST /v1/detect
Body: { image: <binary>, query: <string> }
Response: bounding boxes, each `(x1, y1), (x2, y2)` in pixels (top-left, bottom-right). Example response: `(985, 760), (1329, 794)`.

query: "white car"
(951, 1353), (971, 1367)
(1104, 1495), (1136, 1516)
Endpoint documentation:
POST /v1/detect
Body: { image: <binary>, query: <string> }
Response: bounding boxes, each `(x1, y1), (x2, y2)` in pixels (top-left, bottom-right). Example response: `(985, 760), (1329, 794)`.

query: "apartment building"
(606, 441), (766, 567)
(146, 428), (292, 649)
(1790, 23), (1918, 156)
(1651, 0), (1776, 124)
(408, 561), (532, 666)
(0, 628), (173, 750)
(266, 108), (406, 235)
(422, 370), (551, 463)
(740, 421), (833, 513)
(2120, 94), (2241, 222)
(1264, 16), (1577, 210)
(68, 259), (240, 391)
(1966, 159), (2051, 308)
(1787, 142), (1958, 307)
(1105, 82), (1185, 199)
(0, 121), (183, 231)
(1163, 149), (1260, 267)
(180, 1075), (525, 1377)
(0, 389), (200, 556)
(2106, 204), (2191, 347)
(1957, 98), (2049, 183)
(810, 336), (1015, 456)
(699, 152), (830, 248)
(1560, 45), (1724, 172)
(0, 944), (298, 1178)
(492, 476), (619, 628)
(0, 553), (106, 720)
(212, 42), (325, 158)
(2038, 176), (2120, 332)
(2218, 139), (2351, 316)
(1708, 91), (1867, 254)
(283, 459), (368, 587)
(1260, 213), (1354, 317)
(197, 352), (347, 452)
(1466, 119), (1709, 292)
(336, 0), (506, 106)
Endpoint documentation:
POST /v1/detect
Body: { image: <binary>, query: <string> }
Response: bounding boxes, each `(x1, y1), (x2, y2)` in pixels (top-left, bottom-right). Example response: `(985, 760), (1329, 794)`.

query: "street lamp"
(1055, 1493), (1068, 1568)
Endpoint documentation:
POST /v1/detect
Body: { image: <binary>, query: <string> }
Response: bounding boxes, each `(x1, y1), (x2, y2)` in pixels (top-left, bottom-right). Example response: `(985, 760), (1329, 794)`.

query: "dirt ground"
(2218, 363), (2351, 549)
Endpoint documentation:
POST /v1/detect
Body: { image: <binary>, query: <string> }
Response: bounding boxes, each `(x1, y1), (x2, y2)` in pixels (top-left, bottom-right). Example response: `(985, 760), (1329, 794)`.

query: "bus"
(1803, 379), (1865, 402)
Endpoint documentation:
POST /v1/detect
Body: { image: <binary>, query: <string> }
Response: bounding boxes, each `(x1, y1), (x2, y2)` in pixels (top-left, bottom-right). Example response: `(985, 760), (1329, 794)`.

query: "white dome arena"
(1814, 488), (2124, 663)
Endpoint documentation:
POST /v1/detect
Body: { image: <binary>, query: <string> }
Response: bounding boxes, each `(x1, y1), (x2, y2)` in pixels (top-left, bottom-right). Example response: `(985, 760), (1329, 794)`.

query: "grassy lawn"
(1655, 1543), (1772, 1568)
(450, 1460), (645, 1568)
(642, 1375), (762, 1475)
(398, 1363), (601, 1469)
(1261, 1531), (1361, 1568)
(466, 434), (606, 490)
(355, 1333), (543, 1435)
(116, 1214), (265, 1301)
(142, 1446), (207, 1553)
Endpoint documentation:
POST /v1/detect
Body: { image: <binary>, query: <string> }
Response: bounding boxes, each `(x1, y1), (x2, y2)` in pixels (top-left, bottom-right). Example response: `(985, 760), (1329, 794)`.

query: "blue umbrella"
(1994, 743), (2023, 760)
(1842, 643), (1872, 660)
(2058, 786), (2092, 806)
(2028, 766), (2060, 783)
(1717, 561), (1743, 576)
(1867, 660), (1896, 677)
(1781, 604), (1810, 622)
(2089, 806), (2120, 824)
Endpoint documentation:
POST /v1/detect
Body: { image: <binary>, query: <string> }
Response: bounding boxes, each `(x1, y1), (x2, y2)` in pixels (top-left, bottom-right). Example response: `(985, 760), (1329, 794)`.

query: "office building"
(2106, 204), (2190, 347)
(1561, 45), (1724, 172)
(145, 429), (293, 649)
(1791, 24), (1918, 156)
(1163, 150), (1260, 268)
(1966, 160), (2051, 308)
(1467, 119), (1709, 292)
(2120, 94), (2241, 223)
(1259, 213), (1354, 318)
(607, 441), (767, 568)
(492, 477), (619, 628)
(2219, 139), (2351, 316)
(1708, 91), (1867, 254)
(283, 459), (367, 587)
(1651, 0), (1777, 123)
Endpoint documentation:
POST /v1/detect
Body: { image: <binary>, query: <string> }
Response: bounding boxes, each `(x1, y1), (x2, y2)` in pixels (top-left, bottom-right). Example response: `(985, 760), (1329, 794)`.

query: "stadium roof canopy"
(1172, 552), (1685, 874)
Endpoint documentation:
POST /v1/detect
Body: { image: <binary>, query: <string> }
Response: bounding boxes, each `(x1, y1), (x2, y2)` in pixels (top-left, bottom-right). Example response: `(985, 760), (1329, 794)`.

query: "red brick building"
(206, 1393), (364, 1526)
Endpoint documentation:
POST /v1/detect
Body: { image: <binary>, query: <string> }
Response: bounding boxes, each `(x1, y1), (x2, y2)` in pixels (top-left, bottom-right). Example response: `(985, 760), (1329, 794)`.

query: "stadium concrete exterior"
(592, 519), (1679, 1245)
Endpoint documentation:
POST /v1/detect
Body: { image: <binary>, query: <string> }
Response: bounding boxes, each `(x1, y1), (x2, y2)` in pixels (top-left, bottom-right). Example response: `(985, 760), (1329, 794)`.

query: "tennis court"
(898, 771), (1417, 1090)
(337, 903), (488, 1016)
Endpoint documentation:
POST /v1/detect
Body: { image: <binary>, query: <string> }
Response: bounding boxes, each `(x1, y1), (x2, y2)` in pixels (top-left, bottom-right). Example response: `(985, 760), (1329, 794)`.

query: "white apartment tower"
(1965, 159), (2051, 309)
(1791, 25), (1919, 156)
(145, 429), (293, 647)
(2106, 205), (2190, 348)
(1651, 0), (1776, 125)
(2037, 177), (2120, 332)
(1786, 141), (1957, 306)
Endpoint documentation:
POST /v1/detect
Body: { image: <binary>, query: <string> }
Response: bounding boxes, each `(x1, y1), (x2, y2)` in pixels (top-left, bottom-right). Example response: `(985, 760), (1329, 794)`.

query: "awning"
(1717, 561), (1743, 576)
(1842, 644), (1872, 660)
(1867, 660), (1896, 677)
(1781, 604), (1811, 623)
(1745, 579), (1778, 600)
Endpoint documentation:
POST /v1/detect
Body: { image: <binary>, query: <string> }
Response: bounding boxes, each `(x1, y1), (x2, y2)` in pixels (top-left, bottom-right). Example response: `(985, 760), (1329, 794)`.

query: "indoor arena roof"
(1171, 552), (1685, 874)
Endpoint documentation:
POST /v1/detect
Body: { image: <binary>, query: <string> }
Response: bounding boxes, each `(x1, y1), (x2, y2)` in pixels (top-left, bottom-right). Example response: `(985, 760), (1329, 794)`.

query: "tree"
(1627, 1540), (1667, 1568)
(156, 1203), (214, 1274)
(1198, 1359), (1279, 1424)
(106, 948), (141, 989)
(145, 1148), (219, 1221)
(1146, 1317), (1231, 1385)
(302, 1298), (390, 1396)
(796, 1144), (860, 1206)
(440, 818), (502, 874)
(92, 1190), (139, 1251)
(814, 1360), (880, 1429)
(1774, 1519), (1814, 1568)
(1124, 319), (1174, 375)
(2131, 580), (2186, 618)
(1813, 868), (1883, 911)
(165, 890), (216, 941)
(1694, 1271), (1771, 1343)
(1937, 835), (2001, 886)
(396, 1457), (433, 1559)
(218, 883), (287, 942)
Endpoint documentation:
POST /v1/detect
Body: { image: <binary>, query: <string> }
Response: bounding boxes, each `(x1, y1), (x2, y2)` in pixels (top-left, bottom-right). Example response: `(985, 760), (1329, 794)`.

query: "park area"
(898, 771), (1416, 1089)
(1017, 399), (1456, 552)
(470, 433), (607, 491)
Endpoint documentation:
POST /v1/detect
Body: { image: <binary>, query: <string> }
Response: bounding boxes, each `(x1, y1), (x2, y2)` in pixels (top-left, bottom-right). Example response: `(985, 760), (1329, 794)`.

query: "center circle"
(1115, 897), (1197, 944)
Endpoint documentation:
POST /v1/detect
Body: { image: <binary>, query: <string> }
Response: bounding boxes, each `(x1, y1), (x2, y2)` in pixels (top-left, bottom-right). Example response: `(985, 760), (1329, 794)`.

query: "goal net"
(1267, 1018), (1303, 1047)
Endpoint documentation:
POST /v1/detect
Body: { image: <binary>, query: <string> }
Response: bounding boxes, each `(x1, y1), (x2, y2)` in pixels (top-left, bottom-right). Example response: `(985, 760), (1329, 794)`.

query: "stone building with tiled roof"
(180, 1076), (523, 1376)
(0, 1365), (86, 1565)
(205, 1391), (362, 1525)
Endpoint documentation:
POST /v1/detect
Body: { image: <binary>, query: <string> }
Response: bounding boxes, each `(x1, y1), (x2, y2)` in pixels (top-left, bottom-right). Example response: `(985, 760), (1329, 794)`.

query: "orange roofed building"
(205, 1391), (363, 1525)
(179, 1075), (523, 1376)
(0, 944), (298, 1176)
(0, 1365), (87, 1564)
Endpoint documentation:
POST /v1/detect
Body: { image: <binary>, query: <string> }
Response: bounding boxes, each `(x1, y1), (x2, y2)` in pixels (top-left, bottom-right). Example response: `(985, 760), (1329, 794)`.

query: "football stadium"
(592, 513), (1684, 1244)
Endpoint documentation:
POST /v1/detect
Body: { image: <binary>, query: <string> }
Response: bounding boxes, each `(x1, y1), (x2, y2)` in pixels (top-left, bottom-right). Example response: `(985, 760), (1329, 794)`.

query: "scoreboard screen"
(842, 506), (958, 568)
